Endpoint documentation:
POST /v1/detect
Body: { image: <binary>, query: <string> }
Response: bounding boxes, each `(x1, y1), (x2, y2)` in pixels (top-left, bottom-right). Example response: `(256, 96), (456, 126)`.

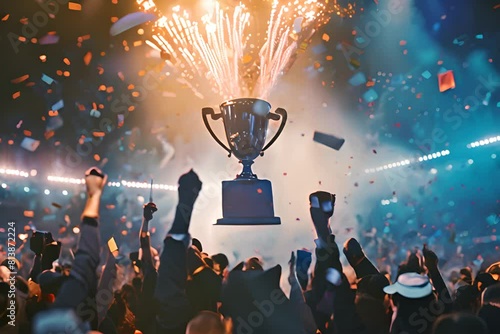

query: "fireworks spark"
(137, 0), (355, 100)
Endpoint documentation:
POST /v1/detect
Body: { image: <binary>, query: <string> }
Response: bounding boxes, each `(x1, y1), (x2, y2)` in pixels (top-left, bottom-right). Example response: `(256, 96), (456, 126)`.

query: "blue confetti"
(422, 70), (432, 79)
(348, 72), (367, 86)
(362, 89), (379, 102)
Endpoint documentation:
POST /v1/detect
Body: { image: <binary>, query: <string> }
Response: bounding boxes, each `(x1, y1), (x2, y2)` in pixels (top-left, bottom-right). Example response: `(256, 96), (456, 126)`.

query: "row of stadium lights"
(365, 135), (499, 174)
(364, 150), (450, 174)
(0, 174), (177, 194)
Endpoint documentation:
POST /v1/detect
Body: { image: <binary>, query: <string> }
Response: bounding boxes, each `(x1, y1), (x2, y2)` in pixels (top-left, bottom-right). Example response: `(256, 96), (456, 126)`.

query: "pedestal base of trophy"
(216, 217), (281, 225)
(215, 179), (281, 225)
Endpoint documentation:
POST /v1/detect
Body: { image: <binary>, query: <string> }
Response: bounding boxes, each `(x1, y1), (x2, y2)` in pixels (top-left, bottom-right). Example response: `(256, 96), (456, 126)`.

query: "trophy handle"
(261, 108), (287, 156)
(202, 107), (232, 157)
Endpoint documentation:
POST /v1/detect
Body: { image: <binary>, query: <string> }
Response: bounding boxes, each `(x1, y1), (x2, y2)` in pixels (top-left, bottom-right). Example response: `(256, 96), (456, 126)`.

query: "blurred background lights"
(44, 189), (50, 195)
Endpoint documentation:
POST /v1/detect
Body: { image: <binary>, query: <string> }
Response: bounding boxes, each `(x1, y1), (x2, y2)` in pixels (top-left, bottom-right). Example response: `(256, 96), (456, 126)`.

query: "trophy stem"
(237, 160), (257, 179)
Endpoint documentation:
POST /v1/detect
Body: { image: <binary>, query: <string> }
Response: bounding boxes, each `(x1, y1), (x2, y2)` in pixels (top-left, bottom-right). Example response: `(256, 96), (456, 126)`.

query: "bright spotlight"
(44, 189), (50, 195)
(62, 190), (68, 196)
(24, 187), (30, 192)
(1, 183), (6, 189)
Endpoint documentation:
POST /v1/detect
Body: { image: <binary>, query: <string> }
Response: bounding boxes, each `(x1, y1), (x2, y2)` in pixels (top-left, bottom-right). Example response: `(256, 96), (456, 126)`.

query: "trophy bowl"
(202, 98), (287, 225)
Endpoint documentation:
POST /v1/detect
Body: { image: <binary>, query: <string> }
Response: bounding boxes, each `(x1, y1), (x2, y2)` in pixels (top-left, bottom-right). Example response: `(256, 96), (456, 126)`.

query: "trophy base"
(215, 217), (281, 225)
(216, 178), (281, 226)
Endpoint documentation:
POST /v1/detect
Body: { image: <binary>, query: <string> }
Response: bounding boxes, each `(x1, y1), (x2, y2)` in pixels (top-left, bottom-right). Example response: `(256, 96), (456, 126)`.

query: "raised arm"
(154, 169), (202, 334)
(423, 244), (453, 314)
(52, 167), (107, 328)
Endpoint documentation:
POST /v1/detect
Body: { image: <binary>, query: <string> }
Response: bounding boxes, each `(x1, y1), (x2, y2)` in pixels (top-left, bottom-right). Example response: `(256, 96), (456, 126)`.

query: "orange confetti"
(98, 66), (104, 75)
(326, 55), (333, 61)
(18, 36), (26, 42)
(63, 71), (70, 77)
(2, 14), (9, 21)
(366, 81), (375, 87)
(39, 55), (47, 62)
(31, 38), (37, 44)
(93, 131), (106, 137)
(26, 82), (35, 87)
(8, 140), (14, 145)
(12, 91), (21, 99)
(11, 74), (29, 84)
(106, 86), (114, 93)
(45, 131), (55, 140)
(322, 33), (330, 42)
(94, 154), (101, 161)
(63, 57), (71, 65)
(131, 91), (140, 97)
(83, 51), (92, 65)
(111, 16), (118, 23)
(133, 41), (143, 47)
(98, 104), (104, 109)
(128, 106), (135, 112)
(48, 110), (59, 116)
(68, 2), (82, 10)
(23, 130), (32, 137)
(77, 103), (86, 111)
(438, 70), (456, 92)
(56, 70), (63, 76)
(98, 84), (107, 91)
(399, 40), (407, 46)
(138, 70), (146, 76)
(23, 211), (34, 218)
(127, 84), (135, 90)
(92, 102), (98, 110)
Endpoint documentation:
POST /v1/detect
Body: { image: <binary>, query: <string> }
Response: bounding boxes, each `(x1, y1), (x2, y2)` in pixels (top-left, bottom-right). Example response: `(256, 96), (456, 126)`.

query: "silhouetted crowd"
(1, 167), (499, 334)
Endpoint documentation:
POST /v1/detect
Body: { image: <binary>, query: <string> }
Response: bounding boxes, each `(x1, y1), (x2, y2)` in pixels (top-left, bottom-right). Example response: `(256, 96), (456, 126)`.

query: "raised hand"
(309, 191), (336, 240)
(143, 202), (158, 221)
(178, 169), (202, 206)
(84, 167), (107, 197)
(309, 191), (336, 218)
(423, 244), (439, 270)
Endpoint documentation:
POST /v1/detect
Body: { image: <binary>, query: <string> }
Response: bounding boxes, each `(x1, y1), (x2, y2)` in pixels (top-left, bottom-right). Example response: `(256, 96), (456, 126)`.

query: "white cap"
(383, 272), (433, 298)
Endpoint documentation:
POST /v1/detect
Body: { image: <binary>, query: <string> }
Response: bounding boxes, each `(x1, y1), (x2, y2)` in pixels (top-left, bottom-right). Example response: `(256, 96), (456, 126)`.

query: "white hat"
(383, 272), (433, 298)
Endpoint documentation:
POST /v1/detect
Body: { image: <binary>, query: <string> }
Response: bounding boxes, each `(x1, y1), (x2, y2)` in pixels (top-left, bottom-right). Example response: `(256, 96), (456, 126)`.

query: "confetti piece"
(421, 70), (432, 79)
(313, 131), (345, 151)
(42, 74), (54, 85)
(39, 34), (60, 45)
(438, 70), (456, 92)
(322, 33), (330, 42)
(21, 137), (40, 152)
(52, 202), (62, 209)
(2, 14), (9, 21)
(110, 12), (157, 36)
(293, 16), (303, 33)
(12, 91), (21, 99)
(348, 72), (367, 86)
(68, 2), (82, 10)
(117, 114), (125, 128)
(63, 58), (71, 65)
(24, 211), (34, 218)
(362, 88), (379, 102)
(51, 99), (64, 111)
(90, 109), (101, 118)
(349, 58), (361, 69)
(11, 74), (29, 84)
(93, 131), (106, 137)
(372, 149), (377, 154)
(476, 34), (483, 39)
